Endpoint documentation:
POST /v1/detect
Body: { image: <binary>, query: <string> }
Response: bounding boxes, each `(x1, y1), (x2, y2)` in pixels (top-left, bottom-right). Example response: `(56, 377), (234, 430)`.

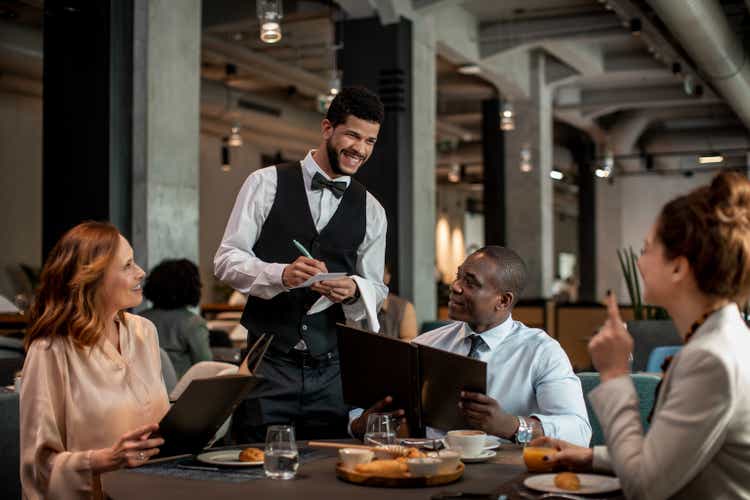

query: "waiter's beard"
(326, 139), (365, 176)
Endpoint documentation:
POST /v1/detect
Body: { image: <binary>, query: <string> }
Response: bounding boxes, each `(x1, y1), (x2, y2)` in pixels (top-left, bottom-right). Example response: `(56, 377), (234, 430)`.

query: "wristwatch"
(514, 416), (533, 444)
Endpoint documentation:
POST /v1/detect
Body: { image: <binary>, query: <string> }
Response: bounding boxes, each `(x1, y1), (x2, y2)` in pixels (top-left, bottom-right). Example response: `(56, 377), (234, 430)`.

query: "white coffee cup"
(338, 448), (374, 469)
(446, 430), (486, 458)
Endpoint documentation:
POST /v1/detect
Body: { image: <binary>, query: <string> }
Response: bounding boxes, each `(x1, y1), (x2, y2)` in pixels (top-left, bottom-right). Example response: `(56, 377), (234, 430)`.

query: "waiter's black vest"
(240, 162), (367, 356)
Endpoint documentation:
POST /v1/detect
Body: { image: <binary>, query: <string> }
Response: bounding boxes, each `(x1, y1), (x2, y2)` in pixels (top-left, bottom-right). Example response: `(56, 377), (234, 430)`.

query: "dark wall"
(43, 0), (133, 257)
(338, 17), (412, 294)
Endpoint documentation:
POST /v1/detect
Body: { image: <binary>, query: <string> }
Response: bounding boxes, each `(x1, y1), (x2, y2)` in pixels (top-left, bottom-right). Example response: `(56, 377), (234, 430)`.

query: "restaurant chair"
(170, 361), (238, 445)
(0, 392), (21, 499)
(646, 346), (681, 373)
(0, 337), (24, 387)
(577, 372), (661, 446)
(627, 320), (681, 372)
(159, 348), (178, 394)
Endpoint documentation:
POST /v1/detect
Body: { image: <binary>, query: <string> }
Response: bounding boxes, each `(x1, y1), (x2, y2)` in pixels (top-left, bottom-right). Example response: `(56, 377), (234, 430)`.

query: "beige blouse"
(20, 313), (170, 500)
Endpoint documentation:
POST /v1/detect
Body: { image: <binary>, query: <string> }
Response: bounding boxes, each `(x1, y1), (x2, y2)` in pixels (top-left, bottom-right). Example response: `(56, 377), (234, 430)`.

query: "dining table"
(103, 441), (625, 500)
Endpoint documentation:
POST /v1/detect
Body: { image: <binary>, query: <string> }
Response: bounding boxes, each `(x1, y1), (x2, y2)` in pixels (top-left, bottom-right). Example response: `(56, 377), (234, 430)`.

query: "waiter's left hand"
(312, 277), (358, 303)
(459, 391), (518, 439)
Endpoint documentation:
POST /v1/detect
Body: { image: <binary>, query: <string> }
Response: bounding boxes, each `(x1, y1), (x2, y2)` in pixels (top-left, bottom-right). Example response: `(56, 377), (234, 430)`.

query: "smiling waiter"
(214, 87), (388, 441)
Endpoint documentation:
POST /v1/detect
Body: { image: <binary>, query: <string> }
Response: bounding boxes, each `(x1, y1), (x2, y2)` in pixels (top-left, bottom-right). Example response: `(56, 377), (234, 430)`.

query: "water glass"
(363, 412), (397, 446)
(264, 425), (299, 480)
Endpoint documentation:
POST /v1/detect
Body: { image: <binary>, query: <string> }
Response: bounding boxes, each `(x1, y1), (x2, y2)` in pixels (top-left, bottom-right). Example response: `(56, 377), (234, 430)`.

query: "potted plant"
(616, 248), (677, 371)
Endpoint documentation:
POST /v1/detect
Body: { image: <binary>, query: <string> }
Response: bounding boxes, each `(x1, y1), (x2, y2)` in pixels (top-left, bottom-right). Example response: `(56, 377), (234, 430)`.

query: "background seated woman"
(531, 172), (750, 500)
(140, 259), (212, 378)
(20, 222), (169, 499)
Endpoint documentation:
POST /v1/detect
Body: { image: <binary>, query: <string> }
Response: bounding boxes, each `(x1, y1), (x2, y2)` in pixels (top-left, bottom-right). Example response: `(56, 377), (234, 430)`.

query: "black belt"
(282, 348), (338, 369)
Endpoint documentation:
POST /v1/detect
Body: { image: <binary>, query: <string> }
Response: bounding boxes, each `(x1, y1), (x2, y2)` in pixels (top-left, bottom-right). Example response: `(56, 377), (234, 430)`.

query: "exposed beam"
(202, 35), (328, 97)
(480, 12), (624, 58)
(557, 84), (721, 119)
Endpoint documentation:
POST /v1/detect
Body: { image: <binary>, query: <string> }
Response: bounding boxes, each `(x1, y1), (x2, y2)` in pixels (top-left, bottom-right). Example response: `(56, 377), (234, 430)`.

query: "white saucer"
(196, 449), (263, 467)
(461, 450), (496, 463)
(484, 435), (504, 450)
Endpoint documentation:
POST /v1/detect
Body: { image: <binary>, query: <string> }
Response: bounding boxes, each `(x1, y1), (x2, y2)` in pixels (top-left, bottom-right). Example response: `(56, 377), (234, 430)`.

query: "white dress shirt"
(214, 151), (388, 330)
(349, 316), (591, 446)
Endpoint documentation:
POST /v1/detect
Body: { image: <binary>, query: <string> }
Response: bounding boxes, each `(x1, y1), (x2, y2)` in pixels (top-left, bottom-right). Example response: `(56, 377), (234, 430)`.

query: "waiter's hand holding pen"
(282, 240), (328, 288)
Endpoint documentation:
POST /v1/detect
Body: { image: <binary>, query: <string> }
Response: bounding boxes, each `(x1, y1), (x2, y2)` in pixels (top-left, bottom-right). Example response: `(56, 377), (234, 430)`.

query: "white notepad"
(291, 272), (347, 289)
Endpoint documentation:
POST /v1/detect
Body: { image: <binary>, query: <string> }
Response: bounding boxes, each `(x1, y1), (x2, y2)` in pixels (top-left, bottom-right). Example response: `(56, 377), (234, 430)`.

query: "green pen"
(292, 239), (314, 259)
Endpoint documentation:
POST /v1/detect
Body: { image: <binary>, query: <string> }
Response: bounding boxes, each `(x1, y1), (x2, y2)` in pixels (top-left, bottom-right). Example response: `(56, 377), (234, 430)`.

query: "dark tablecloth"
(104, 442), (625, 500)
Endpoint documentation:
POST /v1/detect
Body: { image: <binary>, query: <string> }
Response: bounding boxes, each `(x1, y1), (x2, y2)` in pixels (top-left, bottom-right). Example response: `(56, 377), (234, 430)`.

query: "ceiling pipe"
(647, 0), (750, 130)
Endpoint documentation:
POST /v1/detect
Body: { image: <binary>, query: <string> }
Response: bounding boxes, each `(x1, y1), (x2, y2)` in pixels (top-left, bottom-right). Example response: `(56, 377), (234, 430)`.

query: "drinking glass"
(264, 425), (299, 479)
(363, 412), (397, 446)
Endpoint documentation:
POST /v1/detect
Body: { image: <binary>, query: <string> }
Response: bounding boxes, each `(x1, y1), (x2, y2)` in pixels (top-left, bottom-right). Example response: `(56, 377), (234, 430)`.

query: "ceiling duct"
(647, 0), (750, 130)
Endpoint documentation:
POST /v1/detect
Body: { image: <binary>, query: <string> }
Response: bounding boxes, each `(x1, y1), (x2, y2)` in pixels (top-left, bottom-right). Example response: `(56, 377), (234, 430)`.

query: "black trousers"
(231, 348), (351, 443)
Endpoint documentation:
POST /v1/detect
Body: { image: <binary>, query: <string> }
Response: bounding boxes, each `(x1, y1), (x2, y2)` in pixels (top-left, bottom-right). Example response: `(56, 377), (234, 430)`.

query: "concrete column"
(132, 0), (201, 272)
(409, 15), (438, 325)
(504, 52), (554, 298)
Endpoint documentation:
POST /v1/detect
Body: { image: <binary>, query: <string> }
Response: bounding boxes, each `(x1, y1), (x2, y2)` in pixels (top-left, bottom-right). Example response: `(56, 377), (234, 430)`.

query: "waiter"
(214, 87), (388, 441)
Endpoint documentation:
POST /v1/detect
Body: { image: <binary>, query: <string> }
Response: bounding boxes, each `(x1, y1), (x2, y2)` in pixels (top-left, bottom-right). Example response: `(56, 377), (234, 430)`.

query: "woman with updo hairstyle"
(531, 172), (750, 499)
(140, 259), (212, 378)
(20, 222), (169, 499)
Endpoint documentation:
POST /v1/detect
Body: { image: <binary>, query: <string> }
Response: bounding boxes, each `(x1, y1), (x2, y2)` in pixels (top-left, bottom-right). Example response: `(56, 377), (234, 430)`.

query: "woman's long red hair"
(25, 221), (122, 350)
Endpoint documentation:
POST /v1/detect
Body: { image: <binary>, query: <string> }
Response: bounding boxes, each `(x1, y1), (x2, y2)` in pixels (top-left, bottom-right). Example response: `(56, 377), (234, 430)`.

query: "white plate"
(460, 450), (496, 463)
(196, 449), (263, 467)
(524, 473), (621, 494)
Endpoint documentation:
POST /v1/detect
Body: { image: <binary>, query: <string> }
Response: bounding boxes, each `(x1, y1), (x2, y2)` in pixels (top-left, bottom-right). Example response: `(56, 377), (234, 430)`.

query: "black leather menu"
(337, 324), (487, 435)
(155, 374), (261, 458)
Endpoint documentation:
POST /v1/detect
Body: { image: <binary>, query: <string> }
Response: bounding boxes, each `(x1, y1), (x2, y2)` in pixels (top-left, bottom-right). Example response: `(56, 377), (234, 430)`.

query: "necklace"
(684, 306), (724, 343)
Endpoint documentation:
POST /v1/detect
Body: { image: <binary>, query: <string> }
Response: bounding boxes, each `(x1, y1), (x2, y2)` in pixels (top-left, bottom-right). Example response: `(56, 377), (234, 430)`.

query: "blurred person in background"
(140, 259), (212, 378)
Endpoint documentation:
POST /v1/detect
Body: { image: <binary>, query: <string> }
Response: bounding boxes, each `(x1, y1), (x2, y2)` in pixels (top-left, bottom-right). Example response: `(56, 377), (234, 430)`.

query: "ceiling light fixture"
(227, 123), (243, 148)
(629, 18), (641, 35)
(698, 153), (724, 164)
(596, 149), (614, 178)
(448, 163), (461, 183)
(550, 169), (564, 180)
(520, 146), (532, 173)
(221, 139), (231, 172)
(457, 64), (481, 75)
(500, 101), (515, 131)
(257, 0), (283, 44)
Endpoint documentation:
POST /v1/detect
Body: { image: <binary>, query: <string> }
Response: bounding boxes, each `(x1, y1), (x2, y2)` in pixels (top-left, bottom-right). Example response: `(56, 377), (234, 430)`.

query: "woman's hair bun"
(708, 171), (750, 228)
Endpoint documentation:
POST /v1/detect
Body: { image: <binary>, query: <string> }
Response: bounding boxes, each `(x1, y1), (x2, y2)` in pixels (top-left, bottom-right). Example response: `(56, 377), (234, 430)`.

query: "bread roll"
(355, 459), (408, 476)
(554, 472), (581, 491)
(239, 447), (265, 462)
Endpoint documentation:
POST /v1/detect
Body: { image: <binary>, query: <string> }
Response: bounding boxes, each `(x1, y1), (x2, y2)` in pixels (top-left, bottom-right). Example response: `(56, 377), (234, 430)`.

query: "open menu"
(337, 323), (486, 435)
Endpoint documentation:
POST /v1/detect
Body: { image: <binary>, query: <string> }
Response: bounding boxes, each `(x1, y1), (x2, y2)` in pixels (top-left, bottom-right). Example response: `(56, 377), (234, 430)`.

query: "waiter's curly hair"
(326, 86), (384, 127)
(143, 259), (202, 310)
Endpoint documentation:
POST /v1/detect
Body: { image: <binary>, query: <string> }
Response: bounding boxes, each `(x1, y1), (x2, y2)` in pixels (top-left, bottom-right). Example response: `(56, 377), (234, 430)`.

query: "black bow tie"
(311, 172), (347, 198)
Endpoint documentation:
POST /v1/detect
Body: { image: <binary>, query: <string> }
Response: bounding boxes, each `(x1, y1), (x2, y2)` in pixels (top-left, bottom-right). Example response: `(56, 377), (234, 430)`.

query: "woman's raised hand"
(90, 423), (164, 473)
(589, 291), (633, 382)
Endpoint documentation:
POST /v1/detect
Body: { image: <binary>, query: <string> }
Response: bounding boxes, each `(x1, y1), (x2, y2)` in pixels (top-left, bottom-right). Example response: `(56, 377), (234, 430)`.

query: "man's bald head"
(473, 246), (528, 306)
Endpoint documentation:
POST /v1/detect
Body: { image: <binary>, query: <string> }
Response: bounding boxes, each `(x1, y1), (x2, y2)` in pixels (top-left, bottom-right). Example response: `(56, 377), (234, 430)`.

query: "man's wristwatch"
(514, 416), (533, 444)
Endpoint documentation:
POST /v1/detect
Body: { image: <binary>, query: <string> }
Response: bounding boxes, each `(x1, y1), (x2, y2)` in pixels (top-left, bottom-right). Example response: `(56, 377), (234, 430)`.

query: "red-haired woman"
(20, 222), (169, 499)
(531, 172), (750, 499)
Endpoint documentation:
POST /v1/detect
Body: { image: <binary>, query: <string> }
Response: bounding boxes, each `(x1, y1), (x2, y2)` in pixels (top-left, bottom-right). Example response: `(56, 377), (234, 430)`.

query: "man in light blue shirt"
(350, 246), (591, 446)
